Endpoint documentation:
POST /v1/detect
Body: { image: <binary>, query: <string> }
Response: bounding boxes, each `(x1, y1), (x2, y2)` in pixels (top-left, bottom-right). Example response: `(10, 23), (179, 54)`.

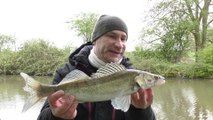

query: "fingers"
(131, 88), (154, 109)
(64, 97), (78, 119)
(135, 89), (147, 109)
(59, 96), (76, 114)
(55, 96), (78, 119)
(48, 90), (78, 119)
(145, 88), (153, 103)
(53, 95), (72, 115)
(48, 90), (65, 107)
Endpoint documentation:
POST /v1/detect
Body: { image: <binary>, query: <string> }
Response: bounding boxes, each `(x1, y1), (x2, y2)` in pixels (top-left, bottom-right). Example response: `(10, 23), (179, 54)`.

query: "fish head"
(135, 70), (165, 89)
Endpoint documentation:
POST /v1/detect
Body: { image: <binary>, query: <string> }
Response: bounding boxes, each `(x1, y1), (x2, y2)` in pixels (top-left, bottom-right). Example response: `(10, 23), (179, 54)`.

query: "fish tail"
(20, 72), (43, 112)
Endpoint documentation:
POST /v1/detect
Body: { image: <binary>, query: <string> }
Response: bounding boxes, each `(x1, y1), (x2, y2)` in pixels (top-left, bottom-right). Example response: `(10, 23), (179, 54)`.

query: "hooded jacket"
(37, 42), (156, 120)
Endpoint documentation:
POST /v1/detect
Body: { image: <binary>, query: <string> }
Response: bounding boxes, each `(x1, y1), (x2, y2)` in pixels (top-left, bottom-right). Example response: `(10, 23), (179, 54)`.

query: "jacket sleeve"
(37, 63), (75, 120)
(125, 105), (156, 120)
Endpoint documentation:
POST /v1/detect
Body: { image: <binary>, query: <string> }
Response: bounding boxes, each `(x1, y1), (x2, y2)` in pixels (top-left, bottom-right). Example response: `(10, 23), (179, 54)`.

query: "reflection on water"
(0, 75), (212, 120)
(0, 75), (50, 120)
(153, 79), (213, 120)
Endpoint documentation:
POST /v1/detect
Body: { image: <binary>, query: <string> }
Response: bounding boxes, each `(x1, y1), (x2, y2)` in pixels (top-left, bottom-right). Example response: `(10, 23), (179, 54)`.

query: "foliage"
(142, 0), (213, 62)
(183, 0), (213, 51)
(141, 0), (191, 63)
(163, 64), (182, 77)
(181, 63), (213, 78)
(207, 28), (213, 43)
(0, 49), (19, 74)
(15, 39), (70, 75)
(1, 7), (213, 78)
(0, 37), (213, 79)
(129, 46), (164, 60)
(197, 44), (213, 65)
(67, 12), (99, 43)
(157, 17), (191, 62)
(127, 48), (213, 79)
(126, 50), (168, 74)
(0, 38), (74, 75)
(0, 34), (16, 52)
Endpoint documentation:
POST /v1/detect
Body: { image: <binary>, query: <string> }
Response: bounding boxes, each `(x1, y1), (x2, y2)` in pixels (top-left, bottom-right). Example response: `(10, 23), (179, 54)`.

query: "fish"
(20, 63), (165, 112)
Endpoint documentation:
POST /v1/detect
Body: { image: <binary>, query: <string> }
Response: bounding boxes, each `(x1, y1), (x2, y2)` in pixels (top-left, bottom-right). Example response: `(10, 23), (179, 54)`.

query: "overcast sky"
(0, 0), (156, 51)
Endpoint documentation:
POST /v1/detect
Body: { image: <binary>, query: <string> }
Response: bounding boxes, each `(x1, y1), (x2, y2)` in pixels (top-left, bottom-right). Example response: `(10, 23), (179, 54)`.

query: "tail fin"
(20, 72), (43, 112)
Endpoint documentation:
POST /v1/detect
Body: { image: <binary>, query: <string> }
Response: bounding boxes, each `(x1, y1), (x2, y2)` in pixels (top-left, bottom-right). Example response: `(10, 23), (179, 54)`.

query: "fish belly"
(66, 78), (135, 102)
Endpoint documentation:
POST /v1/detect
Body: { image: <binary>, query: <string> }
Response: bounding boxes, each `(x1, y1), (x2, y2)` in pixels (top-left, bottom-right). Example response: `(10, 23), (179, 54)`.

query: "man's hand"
(131, 88), (154, 109)
(48, 90), (78, 119)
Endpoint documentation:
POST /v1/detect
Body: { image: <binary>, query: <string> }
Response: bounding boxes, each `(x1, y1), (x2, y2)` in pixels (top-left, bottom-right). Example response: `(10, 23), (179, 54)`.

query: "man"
(38, 15), (156, 120)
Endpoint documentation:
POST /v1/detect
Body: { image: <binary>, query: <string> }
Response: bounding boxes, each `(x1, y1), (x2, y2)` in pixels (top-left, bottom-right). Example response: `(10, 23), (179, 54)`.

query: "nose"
(114, 39), (125, 49)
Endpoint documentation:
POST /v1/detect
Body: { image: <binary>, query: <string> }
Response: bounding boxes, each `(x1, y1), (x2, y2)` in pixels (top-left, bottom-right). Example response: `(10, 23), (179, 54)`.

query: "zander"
(20, 63), (165, 112)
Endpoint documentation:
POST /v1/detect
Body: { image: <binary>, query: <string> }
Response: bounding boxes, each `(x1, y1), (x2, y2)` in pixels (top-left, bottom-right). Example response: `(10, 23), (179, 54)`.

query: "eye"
(121, 37), (127, 42)
(106, 34), (116, 38)
(147, 79), (152, 83)
(154, 76), (159, 80)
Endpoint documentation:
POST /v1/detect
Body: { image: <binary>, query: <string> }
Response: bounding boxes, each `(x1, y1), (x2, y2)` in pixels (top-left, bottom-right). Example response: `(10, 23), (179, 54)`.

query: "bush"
(198, 44), (213, 65)
(0, 49), (19, 75)
(181, 63), (213, 78)
(0, 39), (74, 75)
(163, 64), (182, 77)
(16, 39), (70, 76)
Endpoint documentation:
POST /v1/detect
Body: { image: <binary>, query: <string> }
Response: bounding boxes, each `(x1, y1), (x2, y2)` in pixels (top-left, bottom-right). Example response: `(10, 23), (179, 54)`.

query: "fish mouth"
(156, 79), (166, 85)
(160, 79), (166, 84)
(154, 75), (165, 85)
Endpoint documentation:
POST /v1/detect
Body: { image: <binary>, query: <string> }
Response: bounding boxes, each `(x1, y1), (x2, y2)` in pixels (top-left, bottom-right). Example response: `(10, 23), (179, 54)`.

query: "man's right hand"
(48, 90), (78, 119)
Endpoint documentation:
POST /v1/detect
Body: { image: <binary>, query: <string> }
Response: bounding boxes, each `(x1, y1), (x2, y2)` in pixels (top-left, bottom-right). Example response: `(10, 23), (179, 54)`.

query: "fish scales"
(54, 71), (138, 102)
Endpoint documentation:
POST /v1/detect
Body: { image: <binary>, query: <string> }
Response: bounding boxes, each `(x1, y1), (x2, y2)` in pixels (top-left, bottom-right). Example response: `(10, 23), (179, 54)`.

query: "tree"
(184, 0), (213, 59)
(67, 12), (99, 43)
(142, 0), (213, 62)
(141, 0), (191, 62)
(0, 34), (16, 52)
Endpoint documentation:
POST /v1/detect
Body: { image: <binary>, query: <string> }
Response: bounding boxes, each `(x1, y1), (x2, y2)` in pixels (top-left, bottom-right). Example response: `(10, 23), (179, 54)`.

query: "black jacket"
(37, 42), (156, 120)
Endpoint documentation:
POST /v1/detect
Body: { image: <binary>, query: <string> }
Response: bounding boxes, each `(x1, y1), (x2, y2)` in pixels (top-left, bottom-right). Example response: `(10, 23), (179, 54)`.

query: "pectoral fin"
(111, 95), (131, 112)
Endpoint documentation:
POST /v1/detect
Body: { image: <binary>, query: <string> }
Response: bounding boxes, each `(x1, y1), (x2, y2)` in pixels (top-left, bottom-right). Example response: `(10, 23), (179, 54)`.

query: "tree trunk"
(201, 0), (211, 48)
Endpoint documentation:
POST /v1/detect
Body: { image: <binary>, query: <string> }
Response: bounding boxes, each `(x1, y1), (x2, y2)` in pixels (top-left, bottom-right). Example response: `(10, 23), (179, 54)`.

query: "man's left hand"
(131, 88), (154, 109)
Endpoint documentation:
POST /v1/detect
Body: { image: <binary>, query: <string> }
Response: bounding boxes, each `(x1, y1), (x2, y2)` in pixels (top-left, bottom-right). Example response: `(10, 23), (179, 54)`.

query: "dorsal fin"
(60, 69), (90, 84)
(91, 63), (126, 78)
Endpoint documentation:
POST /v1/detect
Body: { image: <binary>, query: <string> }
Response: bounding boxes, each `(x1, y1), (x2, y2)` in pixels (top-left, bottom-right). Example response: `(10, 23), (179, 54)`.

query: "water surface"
(0, 75), (212, 120)
(153, 79), (213, 120)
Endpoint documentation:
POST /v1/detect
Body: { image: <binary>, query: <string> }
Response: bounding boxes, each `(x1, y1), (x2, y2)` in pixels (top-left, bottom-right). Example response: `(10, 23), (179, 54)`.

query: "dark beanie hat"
(92, 15), (128, 42)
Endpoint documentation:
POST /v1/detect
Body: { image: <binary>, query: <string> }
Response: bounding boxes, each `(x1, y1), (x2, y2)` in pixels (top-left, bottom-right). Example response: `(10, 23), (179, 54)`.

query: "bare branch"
(207, 19), (213, 26)
(193, 0), (202, 11)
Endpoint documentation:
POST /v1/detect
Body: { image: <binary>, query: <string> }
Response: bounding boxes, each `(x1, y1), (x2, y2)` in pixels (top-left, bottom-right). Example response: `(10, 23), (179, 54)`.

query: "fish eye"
(147, 79), (152, 83)
(154, 76), (159, 80)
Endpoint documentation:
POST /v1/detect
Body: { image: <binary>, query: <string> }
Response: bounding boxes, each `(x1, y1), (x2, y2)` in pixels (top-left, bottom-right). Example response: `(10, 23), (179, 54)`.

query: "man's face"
(93, 30), (127, 63)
